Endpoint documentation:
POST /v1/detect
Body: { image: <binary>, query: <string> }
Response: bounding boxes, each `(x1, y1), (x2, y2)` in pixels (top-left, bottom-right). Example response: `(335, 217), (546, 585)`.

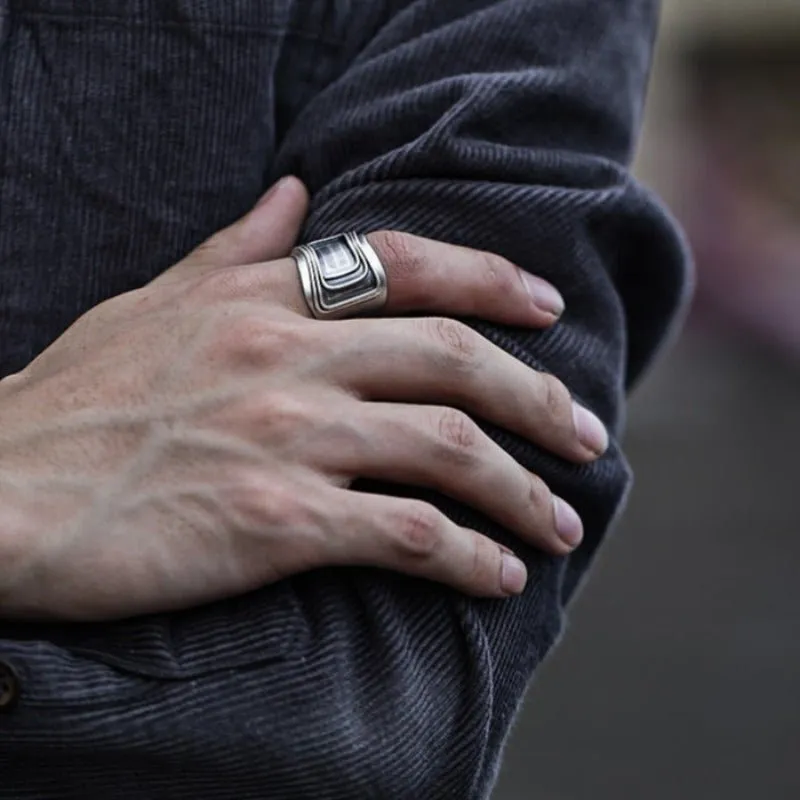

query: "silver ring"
(292, 232), (388, 320)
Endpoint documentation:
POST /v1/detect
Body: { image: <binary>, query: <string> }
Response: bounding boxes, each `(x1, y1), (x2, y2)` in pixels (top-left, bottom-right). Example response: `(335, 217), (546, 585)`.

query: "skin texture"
(0, 178), (607, 622)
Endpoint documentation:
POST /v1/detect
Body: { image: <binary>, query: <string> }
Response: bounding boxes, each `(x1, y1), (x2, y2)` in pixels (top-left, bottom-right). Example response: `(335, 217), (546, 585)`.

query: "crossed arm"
(261, 0), (688, 795)
(0, 1), (687, 797)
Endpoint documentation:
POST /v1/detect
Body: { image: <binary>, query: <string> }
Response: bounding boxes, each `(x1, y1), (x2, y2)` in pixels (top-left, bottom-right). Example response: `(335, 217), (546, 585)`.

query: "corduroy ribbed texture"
(0, 2), (690, 798)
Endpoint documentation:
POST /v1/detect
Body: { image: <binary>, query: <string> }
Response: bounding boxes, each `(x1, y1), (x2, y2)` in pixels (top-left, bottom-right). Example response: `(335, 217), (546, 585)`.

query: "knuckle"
(370, 230), (420, 277)
(253, 390), (313, 434)
(216, 312), (270, 359)
(226, 472), (307, 530)
(435, 408), (480, 463)
(527, 472), (552, 512)
(480, 251), (517, 297)
(425, 317), (479, 369)
(467, 534), (499, 588)
(395, 503), (443, 558)
(539, 373), (571, 418)
(204, 387), (315, 448)
(212, 313), (304, 367)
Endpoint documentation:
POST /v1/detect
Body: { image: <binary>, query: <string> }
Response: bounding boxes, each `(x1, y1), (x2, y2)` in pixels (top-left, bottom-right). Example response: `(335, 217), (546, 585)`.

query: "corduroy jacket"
(0, 2), (688, 797)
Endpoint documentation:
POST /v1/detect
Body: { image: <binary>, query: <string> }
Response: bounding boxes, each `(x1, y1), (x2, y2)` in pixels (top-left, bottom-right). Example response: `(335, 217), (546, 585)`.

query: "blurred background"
(495, 1), (800, 797)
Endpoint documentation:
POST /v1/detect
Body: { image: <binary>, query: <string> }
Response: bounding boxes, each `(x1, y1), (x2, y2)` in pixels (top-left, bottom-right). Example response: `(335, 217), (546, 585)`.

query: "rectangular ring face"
(311, 235), (381, 313)
(315, 236), (362, 284)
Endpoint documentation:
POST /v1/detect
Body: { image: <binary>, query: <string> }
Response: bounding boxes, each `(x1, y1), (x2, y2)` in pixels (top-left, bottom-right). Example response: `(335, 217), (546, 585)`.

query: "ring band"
(292, 232), (388, 320)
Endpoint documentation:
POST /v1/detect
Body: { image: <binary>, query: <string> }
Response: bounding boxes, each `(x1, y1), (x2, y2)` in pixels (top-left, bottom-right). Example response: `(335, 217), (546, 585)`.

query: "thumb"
(163, 176), (310, 281)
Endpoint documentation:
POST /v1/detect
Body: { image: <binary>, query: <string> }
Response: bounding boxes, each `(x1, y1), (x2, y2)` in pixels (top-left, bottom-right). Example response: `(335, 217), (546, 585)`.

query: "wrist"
(0, 448), (51, 618)
(0, 485), (39, 618)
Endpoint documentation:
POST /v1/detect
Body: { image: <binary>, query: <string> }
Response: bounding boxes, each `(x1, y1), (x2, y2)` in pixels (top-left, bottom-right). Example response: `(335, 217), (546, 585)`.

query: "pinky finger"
(334, 490), (528, 598)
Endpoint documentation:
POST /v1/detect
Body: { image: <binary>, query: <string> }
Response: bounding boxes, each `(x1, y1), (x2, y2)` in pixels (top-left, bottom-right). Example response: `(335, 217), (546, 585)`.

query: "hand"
(0, 178), (608, 621)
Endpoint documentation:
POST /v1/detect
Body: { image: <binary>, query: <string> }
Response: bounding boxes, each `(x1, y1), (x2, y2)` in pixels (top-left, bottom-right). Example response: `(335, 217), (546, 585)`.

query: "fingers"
(365, 230), (564, 326)
(326, 489), (528, 598)
(320, 403), (582, 555)
(156, 176), (310, 283)
(215, 229), (564, 329)
(197, 176), (309, 266)
(325, 317), (608, 463)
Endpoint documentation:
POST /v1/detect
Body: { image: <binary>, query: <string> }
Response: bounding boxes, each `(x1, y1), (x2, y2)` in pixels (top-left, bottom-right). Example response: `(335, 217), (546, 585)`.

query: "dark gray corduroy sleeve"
(267, 1), (688, 797)
(0, 2), (690, 798)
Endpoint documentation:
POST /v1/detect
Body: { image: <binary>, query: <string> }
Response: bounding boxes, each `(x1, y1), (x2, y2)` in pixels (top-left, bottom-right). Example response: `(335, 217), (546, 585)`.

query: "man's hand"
(0, 178), (607, 621)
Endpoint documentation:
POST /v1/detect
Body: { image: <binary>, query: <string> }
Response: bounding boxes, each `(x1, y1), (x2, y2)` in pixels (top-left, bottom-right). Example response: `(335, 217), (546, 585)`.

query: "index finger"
(366, 230), (564, 326)
(224, 230), (565, 328)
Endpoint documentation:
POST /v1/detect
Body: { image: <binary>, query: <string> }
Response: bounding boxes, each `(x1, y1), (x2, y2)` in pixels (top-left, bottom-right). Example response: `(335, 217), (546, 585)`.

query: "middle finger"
(325, 316), (609, 463)
(318, 400), (583, 555)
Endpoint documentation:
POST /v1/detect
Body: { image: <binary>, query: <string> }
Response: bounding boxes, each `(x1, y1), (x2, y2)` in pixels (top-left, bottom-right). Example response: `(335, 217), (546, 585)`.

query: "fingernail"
(501, 553), (528, 595)
(552, 496), (583, 548)
(572, 403), (609, 456)
(255, 176), (293, 208)
(520, 273), (565, 317)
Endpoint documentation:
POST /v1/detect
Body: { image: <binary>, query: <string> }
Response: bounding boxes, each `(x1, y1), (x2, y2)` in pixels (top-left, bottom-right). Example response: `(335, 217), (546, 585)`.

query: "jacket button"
(0, 660), (21, 712)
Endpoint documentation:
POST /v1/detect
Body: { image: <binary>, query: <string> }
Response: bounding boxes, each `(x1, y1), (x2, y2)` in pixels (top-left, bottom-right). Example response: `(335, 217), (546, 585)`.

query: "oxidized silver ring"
(292, 232), (388, 320)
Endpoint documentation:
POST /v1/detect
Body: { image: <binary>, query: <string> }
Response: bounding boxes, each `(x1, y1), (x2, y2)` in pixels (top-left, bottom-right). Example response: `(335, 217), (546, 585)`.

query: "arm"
(264, 0), (688, 795)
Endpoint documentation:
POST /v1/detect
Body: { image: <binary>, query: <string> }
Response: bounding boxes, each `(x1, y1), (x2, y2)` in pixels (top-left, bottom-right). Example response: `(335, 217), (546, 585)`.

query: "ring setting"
(292, 232), (388, 320)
